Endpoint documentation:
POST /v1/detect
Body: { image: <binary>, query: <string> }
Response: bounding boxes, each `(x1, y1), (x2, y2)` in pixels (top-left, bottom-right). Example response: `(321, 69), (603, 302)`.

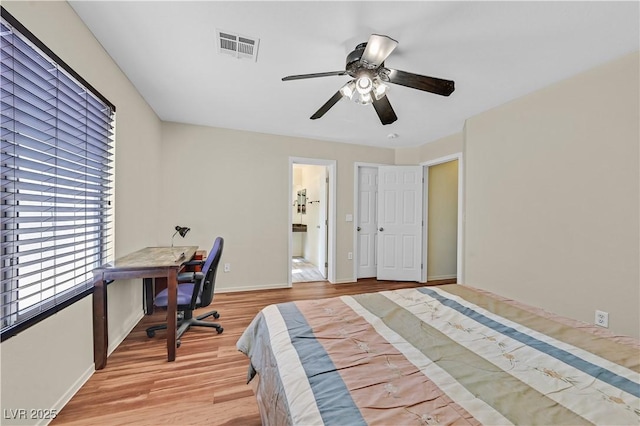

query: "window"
(1, 8), (115, 340)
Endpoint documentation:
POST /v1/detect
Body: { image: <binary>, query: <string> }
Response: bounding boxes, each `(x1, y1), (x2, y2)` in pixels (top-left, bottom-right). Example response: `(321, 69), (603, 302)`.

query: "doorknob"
(379, 227), (384, 232)
(357, 227), (361, 231)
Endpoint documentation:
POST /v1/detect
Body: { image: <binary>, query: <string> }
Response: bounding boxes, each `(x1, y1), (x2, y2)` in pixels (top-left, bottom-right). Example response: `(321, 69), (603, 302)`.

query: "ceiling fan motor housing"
(346, 43), (367, 68)
(346, 42), (389, 85)
(346, 44), (371, 74)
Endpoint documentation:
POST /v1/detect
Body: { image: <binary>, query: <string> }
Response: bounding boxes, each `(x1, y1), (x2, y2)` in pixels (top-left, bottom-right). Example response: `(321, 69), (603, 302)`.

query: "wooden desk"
(92, 246), (198, 370)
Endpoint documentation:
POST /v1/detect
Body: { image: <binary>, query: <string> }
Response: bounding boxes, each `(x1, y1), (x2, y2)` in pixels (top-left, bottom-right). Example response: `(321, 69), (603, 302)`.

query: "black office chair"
(146, 237), (224, 345)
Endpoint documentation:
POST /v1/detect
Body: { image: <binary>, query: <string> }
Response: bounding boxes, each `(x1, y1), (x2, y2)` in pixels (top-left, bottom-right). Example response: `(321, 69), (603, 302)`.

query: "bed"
(237, 284), (639, 425)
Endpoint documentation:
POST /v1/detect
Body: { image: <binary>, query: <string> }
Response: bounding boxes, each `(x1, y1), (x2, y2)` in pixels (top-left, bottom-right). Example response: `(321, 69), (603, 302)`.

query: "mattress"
(237, 284), (639, 425)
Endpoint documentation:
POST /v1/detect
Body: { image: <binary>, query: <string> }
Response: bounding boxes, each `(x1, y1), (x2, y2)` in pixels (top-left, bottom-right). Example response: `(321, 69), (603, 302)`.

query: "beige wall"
(427, 160), (459, 279)
(159, 122), (395, 290)
(464, 51), (639, 338)
(396, 132), (463, 164)
(1, 1), (163, 422)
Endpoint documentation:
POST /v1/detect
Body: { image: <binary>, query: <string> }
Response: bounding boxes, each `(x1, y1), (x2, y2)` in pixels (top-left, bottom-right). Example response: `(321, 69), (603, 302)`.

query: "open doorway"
(425, 158), (460, 281)
(422, 153), (464, 283)
(289, 158), (336, 285)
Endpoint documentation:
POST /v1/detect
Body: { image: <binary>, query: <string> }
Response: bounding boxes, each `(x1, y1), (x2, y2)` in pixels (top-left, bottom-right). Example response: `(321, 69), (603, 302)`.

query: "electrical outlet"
(347, 252), (353, 260)
(595, 310), (609, 328)
(223, 263), (231, 273)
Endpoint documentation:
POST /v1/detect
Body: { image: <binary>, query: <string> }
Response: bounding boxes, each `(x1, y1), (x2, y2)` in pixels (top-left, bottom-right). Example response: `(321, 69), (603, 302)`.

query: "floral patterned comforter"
(237, 284), (639, 425)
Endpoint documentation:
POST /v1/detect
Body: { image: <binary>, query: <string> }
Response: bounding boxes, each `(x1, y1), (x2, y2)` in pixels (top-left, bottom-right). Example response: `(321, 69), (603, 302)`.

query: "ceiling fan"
(282, 34), (455, 125)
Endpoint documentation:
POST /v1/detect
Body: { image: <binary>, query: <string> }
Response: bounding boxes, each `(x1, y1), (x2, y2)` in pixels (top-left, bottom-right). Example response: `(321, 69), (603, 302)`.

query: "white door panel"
(357, 167), (378, 278)
(320, 170), (328, 278)
(377, 166), (423, 281)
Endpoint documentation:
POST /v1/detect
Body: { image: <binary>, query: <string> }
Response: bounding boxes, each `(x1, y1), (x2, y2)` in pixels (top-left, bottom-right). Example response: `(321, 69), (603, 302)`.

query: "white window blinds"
(1, 9), (115, 339)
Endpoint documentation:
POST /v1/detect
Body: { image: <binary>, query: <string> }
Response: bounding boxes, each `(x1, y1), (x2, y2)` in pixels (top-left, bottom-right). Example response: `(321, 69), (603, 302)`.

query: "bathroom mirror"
(297, 189), (306, 214)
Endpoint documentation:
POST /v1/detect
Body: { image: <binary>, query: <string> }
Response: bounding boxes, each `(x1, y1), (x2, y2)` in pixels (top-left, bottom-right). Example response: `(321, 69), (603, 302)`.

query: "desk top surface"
(98, 246), (198, 270)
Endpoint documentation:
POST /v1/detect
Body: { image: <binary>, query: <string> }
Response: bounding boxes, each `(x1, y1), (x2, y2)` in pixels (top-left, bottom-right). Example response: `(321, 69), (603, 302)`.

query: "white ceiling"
(69, 1), (639, 149)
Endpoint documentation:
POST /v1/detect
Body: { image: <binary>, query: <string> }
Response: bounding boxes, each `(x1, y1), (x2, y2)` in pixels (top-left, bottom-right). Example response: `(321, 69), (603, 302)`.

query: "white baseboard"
(330, 278), (358, 284)
(216, 282), (291, 293)
(427, 274), (457, 281)
(107, 309), (144, 356)
(215, 278), (367, 293)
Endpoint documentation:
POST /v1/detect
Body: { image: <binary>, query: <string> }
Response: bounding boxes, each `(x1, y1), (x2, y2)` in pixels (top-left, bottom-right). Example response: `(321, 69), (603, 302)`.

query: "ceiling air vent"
(216, 30), (260, 62)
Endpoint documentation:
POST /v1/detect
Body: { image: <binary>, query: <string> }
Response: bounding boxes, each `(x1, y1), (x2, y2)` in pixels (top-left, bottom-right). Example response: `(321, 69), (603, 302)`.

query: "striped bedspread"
(237, 284), (640, 425)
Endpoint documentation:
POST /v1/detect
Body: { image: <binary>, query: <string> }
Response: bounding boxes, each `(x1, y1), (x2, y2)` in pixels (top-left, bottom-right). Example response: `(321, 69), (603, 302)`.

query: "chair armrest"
(177, 271), (205, 283)
(177, 271), (195, 283)
(182, 259), (205, 267)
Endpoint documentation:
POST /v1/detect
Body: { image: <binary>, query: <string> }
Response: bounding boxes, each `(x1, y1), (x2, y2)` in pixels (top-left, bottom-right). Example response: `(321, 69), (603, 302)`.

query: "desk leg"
(93, 277), (108, 370)
(166, 268), (177, 362)
(143, 278), (154, 315)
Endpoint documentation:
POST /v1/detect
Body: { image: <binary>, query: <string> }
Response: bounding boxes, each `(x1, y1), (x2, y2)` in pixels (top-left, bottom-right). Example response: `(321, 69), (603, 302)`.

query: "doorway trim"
(420, 152), (464, 284)
(289, 157), (337, 286)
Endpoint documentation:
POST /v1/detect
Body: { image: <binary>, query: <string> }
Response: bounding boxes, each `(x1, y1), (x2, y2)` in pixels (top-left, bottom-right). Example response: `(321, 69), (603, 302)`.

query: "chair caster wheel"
(213, 312), (220, 319)
(217, 327), (224, 334)
(147, 330), (155, 338)
(177, 340), (181, 348)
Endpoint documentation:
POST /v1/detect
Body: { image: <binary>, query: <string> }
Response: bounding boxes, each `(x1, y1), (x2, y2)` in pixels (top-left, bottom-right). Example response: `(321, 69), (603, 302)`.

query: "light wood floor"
(51, 278), (454, 425)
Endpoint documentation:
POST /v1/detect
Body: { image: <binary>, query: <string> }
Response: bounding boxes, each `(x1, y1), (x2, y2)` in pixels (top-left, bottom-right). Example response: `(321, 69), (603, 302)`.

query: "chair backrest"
(192, 237), (223, 308)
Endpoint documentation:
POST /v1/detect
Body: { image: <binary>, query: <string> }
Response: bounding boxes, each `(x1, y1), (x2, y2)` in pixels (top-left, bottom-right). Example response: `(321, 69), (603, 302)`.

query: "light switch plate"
(346, 214), (353, 222)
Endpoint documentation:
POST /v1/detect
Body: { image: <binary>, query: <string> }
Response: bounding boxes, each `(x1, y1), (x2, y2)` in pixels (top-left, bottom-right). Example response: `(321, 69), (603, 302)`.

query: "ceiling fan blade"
(282, 71), (347, 81)
(371, 95), (398, 125)
(385, 68), (455, 96)
(361, 34), (398, 67)
(310, 91), (344, 120)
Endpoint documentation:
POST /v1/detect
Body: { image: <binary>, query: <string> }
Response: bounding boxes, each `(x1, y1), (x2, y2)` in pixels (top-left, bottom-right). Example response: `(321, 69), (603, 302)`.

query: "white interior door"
(376, 166), (423, 281)
(357, 166), (378, 278)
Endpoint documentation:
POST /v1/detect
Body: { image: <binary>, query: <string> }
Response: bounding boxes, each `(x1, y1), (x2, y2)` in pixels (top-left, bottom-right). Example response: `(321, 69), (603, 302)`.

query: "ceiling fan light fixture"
(341, 79), (373, 104)
(339, 80), (356, 99)
(372, 77), (388, 100)
(356, 91), (372, 105)
(356, 76), (373, 95)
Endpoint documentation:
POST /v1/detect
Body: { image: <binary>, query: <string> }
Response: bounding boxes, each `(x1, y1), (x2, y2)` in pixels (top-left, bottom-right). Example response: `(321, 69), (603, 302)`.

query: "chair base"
(146, 309), (223, 344)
